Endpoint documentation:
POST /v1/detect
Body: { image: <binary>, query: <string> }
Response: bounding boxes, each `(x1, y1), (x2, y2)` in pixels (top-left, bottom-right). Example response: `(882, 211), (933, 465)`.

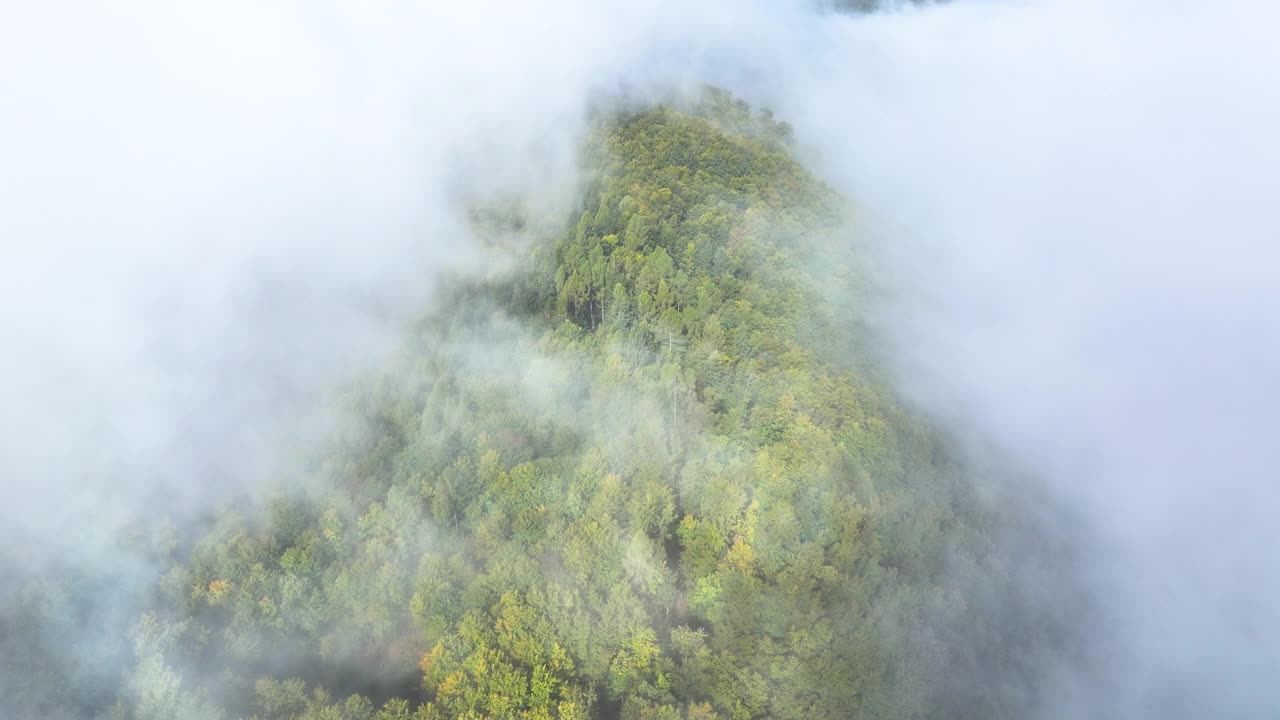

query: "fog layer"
(769, 2), (1280, 716)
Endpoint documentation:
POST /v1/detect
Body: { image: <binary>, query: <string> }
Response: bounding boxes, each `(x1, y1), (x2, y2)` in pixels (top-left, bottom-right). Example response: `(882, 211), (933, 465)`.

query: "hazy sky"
(2, 1), (1278, 717)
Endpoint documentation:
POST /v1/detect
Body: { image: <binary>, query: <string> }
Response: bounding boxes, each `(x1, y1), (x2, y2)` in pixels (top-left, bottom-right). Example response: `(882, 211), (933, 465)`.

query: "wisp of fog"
(2, 0), (1277, 718)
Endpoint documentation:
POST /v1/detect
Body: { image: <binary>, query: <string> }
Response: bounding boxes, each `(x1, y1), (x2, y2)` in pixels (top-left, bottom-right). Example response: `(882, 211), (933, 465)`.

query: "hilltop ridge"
(107, 98), (1033, 720)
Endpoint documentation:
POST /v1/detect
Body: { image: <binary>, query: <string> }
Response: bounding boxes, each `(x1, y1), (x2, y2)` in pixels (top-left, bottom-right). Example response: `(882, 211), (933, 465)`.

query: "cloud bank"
(769, 1), (1280, 716)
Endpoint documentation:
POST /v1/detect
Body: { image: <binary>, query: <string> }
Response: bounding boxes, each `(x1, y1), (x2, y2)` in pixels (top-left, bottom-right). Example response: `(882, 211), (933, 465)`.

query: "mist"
(3, 0), (1278, 718)
(766, 2), (1280, 716)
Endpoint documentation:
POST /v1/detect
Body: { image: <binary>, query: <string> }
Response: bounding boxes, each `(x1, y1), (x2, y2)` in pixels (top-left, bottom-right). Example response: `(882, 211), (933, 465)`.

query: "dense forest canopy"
(8, 93), (1059, 720)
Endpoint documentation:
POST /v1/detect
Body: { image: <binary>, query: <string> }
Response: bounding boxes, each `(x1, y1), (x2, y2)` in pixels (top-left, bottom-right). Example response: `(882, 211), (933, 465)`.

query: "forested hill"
(110, 96), (1036, 720)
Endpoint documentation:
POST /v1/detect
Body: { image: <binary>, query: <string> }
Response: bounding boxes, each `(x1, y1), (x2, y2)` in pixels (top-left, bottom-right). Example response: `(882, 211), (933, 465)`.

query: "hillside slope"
(114, 96), (1028, 720)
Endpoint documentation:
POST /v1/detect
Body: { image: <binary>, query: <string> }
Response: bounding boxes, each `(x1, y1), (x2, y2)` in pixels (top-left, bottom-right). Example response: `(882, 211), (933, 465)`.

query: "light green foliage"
(114, 93), (1018, 719)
